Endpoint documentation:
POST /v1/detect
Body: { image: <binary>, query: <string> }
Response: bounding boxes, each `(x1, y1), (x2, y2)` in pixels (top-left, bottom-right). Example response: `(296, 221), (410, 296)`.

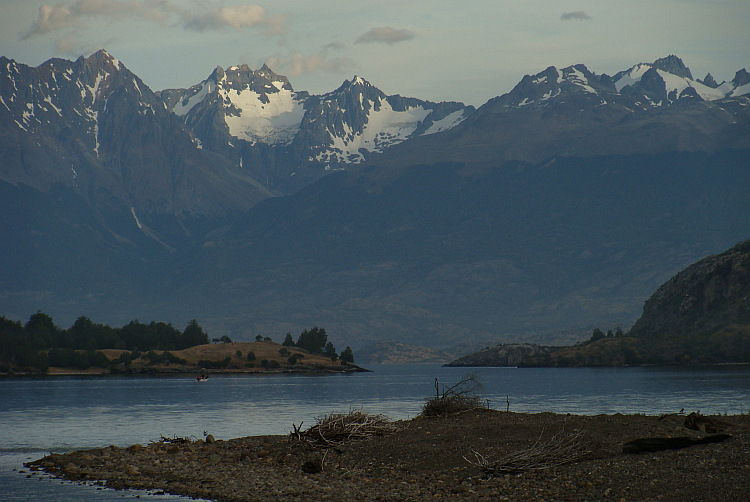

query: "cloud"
(355, 27), (415, 45)
(183, 5), (288, 35)
(560, 11), (592, 21)
(324, 41), (346, 51)
(53, 32), (113, 58)
(21, 1), (287, 40)
(22, 4), (75, 38)
(265, 51), (356, 77)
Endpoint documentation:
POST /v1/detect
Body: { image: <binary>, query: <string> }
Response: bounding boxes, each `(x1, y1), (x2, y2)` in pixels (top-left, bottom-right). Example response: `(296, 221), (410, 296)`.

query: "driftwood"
(151, 435), (195, 444)
(290, 410), (398, 448)
(622, 434), (732, 454)
(684, 412), (730, 433)
(466, 430), (593, 475)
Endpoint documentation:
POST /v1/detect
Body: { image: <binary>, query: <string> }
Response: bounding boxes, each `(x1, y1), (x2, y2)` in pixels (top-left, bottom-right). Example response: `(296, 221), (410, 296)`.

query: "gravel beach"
(26, 409), (750, 502)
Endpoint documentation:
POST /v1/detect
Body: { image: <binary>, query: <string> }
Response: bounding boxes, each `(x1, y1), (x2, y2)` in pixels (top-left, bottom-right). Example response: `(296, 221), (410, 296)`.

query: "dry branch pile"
(422, 373), (484, 416)
(290, 410), (398, 448)
(466, 430), (593, 476)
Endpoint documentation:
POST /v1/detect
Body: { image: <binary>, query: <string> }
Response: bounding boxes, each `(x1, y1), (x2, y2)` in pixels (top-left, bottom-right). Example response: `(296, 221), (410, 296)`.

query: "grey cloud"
(560, 11), (592, 21)
(265, 51), (356, 77)
(355, 27), (415, 45)
(324, 41), (346, 51)
(21, 1), (286, 40)
(182, 5), (287, 35)
(22, 4), (75, 39)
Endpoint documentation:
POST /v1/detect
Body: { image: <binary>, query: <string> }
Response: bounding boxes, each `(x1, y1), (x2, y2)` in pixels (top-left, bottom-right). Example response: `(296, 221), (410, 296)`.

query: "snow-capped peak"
(611, 56), (750, 102)
(168, 64), (306, 145)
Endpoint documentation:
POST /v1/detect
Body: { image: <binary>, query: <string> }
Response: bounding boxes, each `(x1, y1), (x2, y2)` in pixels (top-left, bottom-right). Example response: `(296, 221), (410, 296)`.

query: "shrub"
(247, 351), (256, 361)
(422, 374), (483, 417)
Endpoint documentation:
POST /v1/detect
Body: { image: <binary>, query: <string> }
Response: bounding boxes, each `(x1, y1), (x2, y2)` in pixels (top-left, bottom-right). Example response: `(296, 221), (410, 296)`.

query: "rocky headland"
(449, 239), (750, 367)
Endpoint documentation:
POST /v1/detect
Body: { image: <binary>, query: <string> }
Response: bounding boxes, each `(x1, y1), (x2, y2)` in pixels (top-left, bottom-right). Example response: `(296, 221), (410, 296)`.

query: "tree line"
(0, 311), (209, 372)
(282, 327), (354, 363)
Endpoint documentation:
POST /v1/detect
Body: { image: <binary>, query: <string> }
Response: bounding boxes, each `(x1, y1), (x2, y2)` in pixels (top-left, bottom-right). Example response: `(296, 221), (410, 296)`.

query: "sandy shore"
(26, 410), (750, 501)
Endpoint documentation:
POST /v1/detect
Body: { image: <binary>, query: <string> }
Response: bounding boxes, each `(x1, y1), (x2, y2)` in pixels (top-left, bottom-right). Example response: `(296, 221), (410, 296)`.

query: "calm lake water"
(1, 364), (749, 501)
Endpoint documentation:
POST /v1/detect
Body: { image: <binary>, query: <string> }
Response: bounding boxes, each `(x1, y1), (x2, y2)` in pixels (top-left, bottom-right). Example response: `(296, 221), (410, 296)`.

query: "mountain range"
(1, 51), (749, 353)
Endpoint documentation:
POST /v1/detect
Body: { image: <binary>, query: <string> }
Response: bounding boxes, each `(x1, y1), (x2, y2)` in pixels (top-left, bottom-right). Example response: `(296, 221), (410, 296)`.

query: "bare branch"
(290, 410), (398, 448)
(465, 430), (593, 475)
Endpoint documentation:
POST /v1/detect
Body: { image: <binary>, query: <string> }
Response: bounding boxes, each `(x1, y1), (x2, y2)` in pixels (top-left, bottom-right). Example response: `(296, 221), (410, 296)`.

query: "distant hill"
(354, 341), (456, 365)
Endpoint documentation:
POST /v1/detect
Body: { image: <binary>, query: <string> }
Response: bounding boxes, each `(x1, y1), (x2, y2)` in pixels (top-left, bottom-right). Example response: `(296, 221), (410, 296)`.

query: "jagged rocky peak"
(732, 68), (750, 87)
(651, 55), (693, 79)
(331, 75), (380, 96)
(256, 63), (293, 91)
(490, 63), (617, 108)
(72, 49), (127, 83)
(219, 63), (294, 94)
(322, 75), (386, 112)
(76, 49), (120, 68)
(493, 65), (561, 106)
(700, 73), (720, 88)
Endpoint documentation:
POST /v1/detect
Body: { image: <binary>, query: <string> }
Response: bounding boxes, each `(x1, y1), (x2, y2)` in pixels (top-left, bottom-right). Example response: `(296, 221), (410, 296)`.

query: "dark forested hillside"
(170, 148), (750, 348)
(0, 312), (209, 372)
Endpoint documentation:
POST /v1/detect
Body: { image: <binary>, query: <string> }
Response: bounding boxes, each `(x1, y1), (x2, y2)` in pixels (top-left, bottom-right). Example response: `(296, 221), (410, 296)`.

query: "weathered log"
(622, 434), (732, 454)
(684, 412), (730, 433)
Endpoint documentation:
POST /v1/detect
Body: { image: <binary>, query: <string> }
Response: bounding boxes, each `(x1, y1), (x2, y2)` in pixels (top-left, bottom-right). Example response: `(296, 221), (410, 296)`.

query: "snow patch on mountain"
(658, 70), (726, 101)
(424, 110), (467, 134)
(615, 62), (743, 101)
(316, 100), (433, 163)
(173, 81), (215, 116)
(222, 86), (305, 144)
(729, 82), (750, 98)
(562, 67), (597, 94)
(614, 64), (652, 92)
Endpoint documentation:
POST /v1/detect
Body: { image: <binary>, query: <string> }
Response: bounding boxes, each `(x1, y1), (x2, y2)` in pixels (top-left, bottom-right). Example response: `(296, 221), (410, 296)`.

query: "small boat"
(195, 374), (209, 382)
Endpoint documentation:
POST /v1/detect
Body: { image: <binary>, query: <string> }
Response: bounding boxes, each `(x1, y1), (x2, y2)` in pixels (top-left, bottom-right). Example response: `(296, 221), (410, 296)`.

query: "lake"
(1, 364), (749, 501)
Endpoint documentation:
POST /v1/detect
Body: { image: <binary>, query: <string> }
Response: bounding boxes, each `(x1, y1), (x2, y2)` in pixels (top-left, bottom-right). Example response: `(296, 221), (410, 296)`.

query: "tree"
(24, 311), (60, 349)
(296, 327), (327, 354)
(340, 346), (354, 363)
(324, 341), (337, 359)
(589, 328), (605, 343)
(282, 333), (295, 347)
(220, 335), (232, 344)
(182, 320), (209, 348)
(255, 335), (263, 342)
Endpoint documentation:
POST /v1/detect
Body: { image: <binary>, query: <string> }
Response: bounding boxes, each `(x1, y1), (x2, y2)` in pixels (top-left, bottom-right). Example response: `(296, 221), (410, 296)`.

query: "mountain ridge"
(1, 51), (749, 352)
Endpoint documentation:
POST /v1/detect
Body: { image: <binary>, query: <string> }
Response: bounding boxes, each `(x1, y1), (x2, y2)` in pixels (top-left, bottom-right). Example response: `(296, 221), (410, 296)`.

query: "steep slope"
(628, 240), (750, 338)
(0, 51), (273, 321)
(0, 50), (272, 219)
(169, 149), (750, 349)
(160, 68), (473, 193)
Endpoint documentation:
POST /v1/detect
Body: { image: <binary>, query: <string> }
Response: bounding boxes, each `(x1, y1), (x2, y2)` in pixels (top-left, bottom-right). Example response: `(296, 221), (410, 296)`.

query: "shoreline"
(1, 365), (370, 378)
(25, 409), (750, 502)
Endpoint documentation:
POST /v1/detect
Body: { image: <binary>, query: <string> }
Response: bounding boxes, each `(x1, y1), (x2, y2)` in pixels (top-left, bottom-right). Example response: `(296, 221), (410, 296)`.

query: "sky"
(1, 0), (749, 106)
